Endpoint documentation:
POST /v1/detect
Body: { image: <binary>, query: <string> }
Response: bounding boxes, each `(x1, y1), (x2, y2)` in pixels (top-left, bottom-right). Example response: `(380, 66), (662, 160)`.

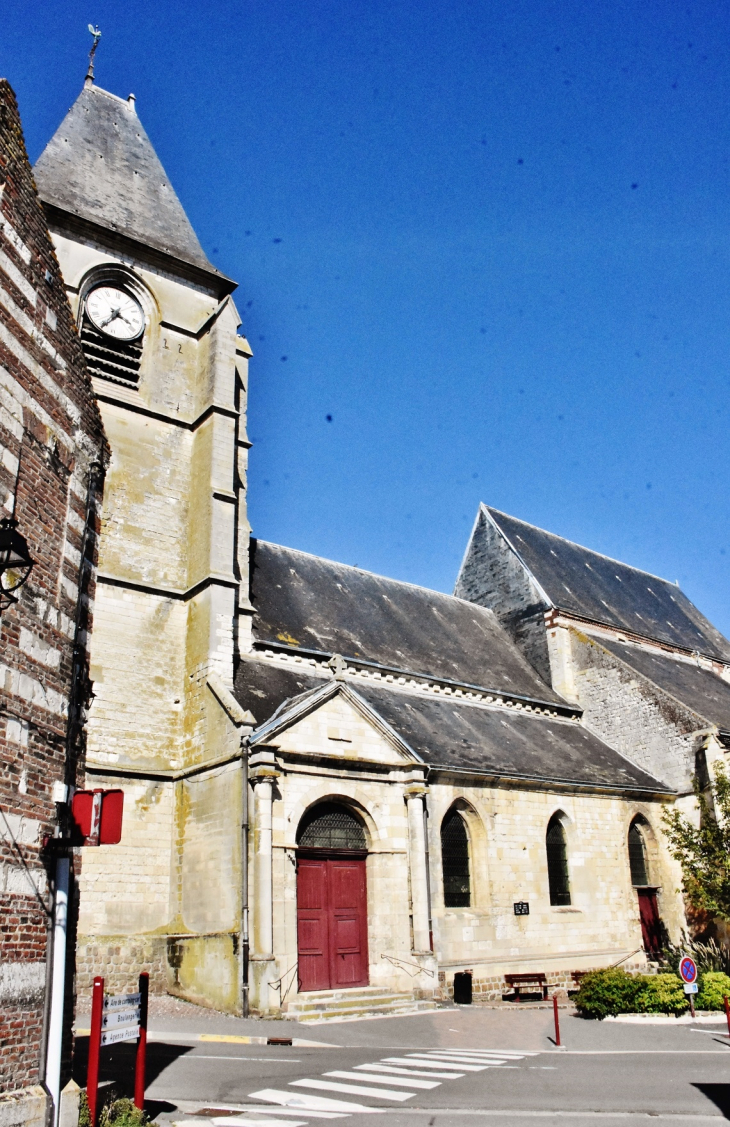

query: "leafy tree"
(662, 760), (730, 921)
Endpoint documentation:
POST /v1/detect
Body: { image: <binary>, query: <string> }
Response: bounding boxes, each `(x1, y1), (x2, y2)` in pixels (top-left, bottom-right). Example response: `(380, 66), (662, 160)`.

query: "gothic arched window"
(441, 809), (471, 907)
(628, 820), (649, 887)
(546, 814), (571, 906)
(297, 802), (366, 851)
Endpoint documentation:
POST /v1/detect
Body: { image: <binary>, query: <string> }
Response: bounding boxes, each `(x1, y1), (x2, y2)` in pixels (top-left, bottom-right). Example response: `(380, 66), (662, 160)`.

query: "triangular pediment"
(250, 679), (420, 765)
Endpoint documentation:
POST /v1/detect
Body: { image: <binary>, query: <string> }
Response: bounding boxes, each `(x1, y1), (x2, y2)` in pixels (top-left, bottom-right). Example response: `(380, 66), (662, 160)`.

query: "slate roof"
(599, 640), (730, 734)
(481, 507), (730, 662)
(236, 657), (670, 794)
(34, 83), (225, 278)
(250, 539), (565, 704)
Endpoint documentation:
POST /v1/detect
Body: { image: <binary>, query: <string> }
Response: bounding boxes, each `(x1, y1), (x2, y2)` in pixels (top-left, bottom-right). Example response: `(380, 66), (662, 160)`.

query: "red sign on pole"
(72, 790), (124, 845)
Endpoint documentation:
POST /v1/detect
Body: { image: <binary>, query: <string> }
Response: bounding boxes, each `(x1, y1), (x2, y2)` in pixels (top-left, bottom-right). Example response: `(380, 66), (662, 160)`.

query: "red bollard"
(553, 992), (561, 1047)
(87, 977), (105, 1127)
(134, 973), (149, 1110)
(724, 995), (730, 1038)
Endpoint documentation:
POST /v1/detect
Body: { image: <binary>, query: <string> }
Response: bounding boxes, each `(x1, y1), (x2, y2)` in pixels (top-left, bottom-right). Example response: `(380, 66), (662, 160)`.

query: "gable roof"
(33, 83), (226, 280)
(599, 639), (730, 735)
(250, 539), (565, 704)
(476, 506), (730, 662)
(236, 656), (670, 794)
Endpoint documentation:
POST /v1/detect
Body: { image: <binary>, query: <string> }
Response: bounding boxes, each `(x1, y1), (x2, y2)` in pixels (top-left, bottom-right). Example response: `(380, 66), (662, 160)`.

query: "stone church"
(31, 74), (727, 1017)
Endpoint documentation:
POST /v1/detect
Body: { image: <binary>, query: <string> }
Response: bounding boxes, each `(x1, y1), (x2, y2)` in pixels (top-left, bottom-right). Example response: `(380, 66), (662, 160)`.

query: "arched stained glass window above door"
(297, 802), (367, 851)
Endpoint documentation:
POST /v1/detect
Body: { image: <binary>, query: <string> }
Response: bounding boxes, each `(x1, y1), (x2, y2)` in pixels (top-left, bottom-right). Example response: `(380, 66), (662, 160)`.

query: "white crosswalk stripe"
(425, 1050), (511, 1059)
(379, 1055), (475, 1071)
(402, 1054), (488, 1071)
(211, 1119), (307, 1127)
(324, 1070), (440, 1089)
(247, 1089), (384, 1114)
(290, 1079), (413, 1101)
(360, 1062), (464, 1079)
(206, 1108), (346, 1119)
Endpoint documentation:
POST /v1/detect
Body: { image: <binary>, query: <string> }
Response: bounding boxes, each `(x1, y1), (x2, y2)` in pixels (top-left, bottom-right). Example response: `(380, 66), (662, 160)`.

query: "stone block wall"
(0, 78), (107, 1108)
(454, 507), (553, 683)
(551, 628), (701, 793)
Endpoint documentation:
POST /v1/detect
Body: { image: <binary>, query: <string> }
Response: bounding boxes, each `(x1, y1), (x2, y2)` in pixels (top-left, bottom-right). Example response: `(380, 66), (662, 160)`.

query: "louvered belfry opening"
(80, 312), (143, 386)
(628, 821), (650, 886)
(297, 802), (367, 851)
(546, 814), (571, 906)
(441, 809), (471, 907)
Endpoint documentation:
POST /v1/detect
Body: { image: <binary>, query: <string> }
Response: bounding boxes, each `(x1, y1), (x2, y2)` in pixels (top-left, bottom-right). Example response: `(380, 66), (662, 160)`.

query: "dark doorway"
(637, 888), (662, 956)
(453, 971), (473, 1005)
(296, 804), (369, 993)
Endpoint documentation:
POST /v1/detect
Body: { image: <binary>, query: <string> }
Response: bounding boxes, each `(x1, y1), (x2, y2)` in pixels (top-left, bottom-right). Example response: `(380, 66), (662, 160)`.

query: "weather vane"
(85, 24), (102, 86)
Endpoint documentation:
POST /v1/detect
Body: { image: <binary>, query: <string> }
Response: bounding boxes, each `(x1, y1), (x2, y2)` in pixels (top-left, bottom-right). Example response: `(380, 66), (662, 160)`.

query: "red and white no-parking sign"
(679, 955), (698, 993)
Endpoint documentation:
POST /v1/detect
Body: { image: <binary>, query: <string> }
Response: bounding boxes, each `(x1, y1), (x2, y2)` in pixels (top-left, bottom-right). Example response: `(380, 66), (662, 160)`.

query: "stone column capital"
(404, 782), (429, 800)
(249, 746), (281, 783)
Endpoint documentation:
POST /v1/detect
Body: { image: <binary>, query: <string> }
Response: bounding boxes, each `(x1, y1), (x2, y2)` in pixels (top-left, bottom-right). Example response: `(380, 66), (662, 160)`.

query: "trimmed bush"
(99, 1100), (148, 1127)
(574, 968), (690, 1018)
(635, 973), (688, 1016)
(697, 971), (730, 1011)
(573, 969), (643, 1018)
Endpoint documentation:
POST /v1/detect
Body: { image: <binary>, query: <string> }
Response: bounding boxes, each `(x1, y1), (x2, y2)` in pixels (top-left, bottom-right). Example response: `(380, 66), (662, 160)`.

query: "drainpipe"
(44, 460), (104, 1125)
(45, 855), (70, 1127)
(240, 731), (250, 1017)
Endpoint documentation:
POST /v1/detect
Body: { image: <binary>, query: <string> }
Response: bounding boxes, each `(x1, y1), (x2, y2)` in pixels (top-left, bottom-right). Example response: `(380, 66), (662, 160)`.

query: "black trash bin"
(453, 971), (472, 1005)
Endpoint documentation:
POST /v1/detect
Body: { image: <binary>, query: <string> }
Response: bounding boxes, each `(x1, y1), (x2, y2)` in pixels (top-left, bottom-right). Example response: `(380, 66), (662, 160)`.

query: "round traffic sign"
(679, 955), (698, 984)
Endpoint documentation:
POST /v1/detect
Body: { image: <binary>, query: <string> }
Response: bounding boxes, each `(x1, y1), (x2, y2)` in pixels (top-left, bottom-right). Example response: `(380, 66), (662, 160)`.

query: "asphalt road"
(73, 1005), (730, 1126)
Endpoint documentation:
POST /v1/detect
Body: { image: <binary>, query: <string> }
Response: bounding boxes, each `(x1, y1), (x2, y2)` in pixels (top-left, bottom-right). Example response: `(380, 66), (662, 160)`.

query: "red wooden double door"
(297, 854), (369, 992)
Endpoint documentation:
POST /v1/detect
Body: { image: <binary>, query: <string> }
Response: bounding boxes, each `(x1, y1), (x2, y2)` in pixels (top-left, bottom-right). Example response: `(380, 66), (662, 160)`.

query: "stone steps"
(283, 985), (439, 1023)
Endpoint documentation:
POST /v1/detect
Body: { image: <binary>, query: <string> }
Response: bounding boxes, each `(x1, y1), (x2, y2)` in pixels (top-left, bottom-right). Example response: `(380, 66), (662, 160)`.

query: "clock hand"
(99, 308), (121, 328)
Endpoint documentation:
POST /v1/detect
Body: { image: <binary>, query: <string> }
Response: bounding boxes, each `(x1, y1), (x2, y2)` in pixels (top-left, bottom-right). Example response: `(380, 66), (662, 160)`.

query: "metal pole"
(87, 977), (104, 1127)
(134, 973), (148, 1110)
(45, 856), (69, 1127)
(689, 991), (696, 1019)
(724, 995), (730, 1037)
(553, 993), (561, 1047)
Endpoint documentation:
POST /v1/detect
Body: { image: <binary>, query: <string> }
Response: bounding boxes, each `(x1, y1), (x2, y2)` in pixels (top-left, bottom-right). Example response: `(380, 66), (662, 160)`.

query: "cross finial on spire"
(85, 25), (102, 87)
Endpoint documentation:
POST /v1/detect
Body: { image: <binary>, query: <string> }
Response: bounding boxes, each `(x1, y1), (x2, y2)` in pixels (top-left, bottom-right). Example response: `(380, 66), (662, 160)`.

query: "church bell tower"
(34, 76), (255, 1010)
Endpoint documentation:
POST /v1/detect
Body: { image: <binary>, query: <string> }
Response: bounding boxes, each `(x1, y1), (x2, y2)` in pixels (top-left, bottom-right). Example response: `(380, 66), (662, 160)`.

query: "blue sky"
(4, 1), (730, 633)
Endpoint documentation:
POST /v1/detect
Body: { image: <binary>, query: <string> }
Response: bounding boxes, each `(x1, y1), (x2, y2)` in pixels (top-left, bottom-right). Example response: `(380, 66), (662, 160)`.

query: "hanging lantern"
(0, 518), (35, 609)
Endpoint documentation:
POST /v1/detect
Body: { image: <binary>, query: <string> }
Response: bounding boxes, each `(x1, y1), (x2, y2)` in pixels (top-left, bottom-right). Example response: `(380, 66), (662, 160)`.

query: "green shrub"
(635, 973), (688, 1016)
(697, 971), (730, 1011)
(79, 1095), (147, 1127)
(78, 1091), (90, 1127)
(573, 969), (643, 1018)
(99, 1099), (147, 1127)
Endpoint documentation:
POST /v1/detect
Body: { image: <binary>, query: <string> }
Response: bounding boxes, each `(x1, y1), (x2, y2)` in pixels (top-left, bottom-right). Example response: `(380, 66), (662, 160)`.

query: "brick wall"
(0, 79), (107, 1103)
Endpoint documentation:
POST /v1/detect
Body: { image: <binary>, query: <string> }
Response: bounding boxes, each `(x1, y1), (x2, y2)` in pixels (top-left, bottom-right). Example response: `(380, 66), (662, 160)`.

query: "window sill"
(550, 906), (582, 913)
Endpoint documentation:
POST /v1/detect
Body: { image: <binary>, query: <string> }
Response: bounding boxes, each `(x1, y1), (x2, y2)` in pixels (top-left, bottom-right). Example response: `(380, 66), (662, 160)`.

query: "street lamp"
(0, 517), (35, 609)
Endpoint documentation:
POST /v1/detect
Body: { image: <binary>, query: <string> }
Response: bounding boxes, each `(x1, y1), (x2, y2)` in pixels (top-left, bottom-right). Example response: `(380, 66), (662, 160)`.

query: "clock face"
(86, 285), (145, 341)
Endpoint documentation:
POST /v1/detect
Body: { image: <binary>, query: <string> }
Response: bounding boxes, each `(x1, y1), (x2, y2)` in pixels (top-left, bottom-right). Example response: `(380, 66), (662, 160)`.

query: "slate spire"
(34, 82), (219, 275)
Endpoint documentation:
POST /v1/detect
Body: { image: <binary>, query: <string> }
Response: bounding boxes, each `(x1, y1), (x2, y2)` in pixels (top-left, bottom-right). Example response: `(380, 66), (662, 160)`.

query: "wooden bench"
(504, 972), (549, 1001)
